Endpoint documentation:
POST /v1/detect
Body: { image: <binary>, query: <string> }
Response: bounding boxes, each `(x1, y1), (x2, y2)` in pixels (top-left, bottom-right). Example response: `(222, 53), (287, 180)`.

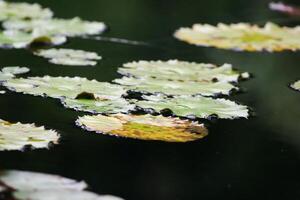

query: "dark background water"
(1, 0), (300, 199)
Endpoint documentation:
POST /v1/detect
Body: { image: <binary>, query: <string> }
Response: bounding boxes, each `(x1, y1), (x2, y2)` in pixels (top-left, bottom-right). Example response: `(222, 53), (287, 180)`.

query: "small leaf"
(119, 60), (244, 83)
(0, 66), (29, 81)
(34, 48), (101, 66)
(133, 95), (249, 119)
(0, 170), (124, 200)
(77, 114), (208, 142)
(174, 22), (300, 52)
(0, 119), (59, 151)
(290, 80), (300, 91)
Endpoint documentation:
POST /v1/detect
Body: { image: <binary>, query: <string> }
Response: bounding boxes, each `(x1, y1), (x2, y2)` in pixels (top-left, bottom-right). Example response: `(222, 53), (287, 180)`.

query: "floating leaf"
(119, 60), (247, 83)
(174, 22), (300, 52)
(0, 170), (124, 200)
(0, 119), (59, 151)
(133, 95), (249, 119)
(76, 114), (208, 142)
(0, 1), (52, 20)
(290, 80), (300, 91)
(3, 76), (133, 114)
(34, 48), (101, 66)
(62, 98), (135, 114)
(0, 30), (66, 49)
(269, 2), (300, 16)
(3, 17), (106, 37)
(0, 66), (29, 81)
(114, 76), (237, 96)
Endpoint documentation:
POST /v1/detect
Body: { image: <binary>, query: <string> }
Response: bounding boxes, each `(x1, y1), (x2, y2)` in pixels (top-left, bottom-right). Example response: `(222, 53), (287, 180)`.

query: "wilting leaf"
(119, 60), (248, 83)
(34, 48), (101, 66)
(114, 76), (237, 96)
(0, 66), (29, 81)
(0, 119), (59, 151)
(3, 76), (134, 114)
(0, 1), (52, 21)
(0, 30), (66, 49)
(290, 80), (300, 91)
(269, 2), (300, 16)
(76, 114), (208, 142)
(0, 170), (124, 200)
(4, 17), (106, 37)
(174, 22), (300, 52)
(133, 95), (249, 119)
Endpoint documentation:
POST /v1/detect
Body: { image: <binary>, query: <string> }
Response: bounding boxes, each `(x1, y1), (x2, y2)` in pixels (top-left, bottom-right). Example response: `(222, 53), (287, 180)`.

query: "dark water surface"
(1, 0), (300, 199)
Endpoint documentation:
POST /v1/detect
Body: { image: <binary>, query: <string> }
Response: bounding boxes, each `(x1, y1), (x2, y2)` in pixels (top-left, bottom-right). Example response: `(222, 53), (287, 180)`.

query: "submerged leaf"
(174, 22), (300, 52)
(119, 60), (245, 83)
(34, 48), (101, 66)
(0, 170), (124, 200)
(133, 95), (249, 119)
(0, 119), (59, 151)
(290, 80), (300, 91)
(0, 1), (52, 20)
(114, 76), (237, 96)
(77, 114), (208, 142)
(3, 17), (106, 37)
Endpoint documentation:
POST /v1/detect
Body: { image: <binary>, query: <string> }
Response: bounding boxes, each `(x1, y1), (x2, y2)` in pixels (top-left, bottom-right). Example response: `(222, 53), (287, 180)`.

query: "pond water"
(1, 0), (300, 199)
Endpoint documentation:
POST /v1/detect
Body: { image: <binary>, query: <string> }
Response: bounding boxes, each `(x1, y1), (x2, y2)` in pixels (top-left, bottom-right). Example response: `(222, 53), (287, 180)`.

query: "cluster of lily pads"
(0, 0), (104, 66)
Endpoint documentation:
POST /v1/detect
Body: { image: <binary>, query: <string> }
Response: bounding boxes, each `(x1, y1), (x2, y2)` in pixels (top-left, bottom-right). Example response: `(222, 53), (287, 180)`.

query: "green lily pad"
(3, 17), (106, 37)
(0, 119), (59, 151)
(76, 114), (208, 142)
(119, 60), (248, 83)
(174, 22), (300, 52)
(0, 1), (52, 20)
(114, 76), (237, 96)
(133, 95), (249, 119)
(3, 76), (133, 114)
(0, 66), (30, 81)
(34, 48), (101, 66)
(290, 80), (300, 91)
(0, 170), (124, 200)
(0, 30), (66, 49)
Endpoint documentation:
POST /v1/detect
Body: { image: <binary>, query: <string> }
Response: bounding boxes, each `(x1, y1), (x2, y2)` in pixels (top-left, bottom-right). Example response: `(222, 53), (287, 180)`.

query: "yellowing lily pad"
(0, 170), (124, 200)
(174, 22), (300, 52)
(3, 17), (106, 37)
(290, 80), (300, 91)
(34, 48), (101, 66)
(0, 1), (52, 20)
(133, 95), (249, 119)
(114, 76), (237, 96)
(119, 60), (247, 83)
(76, 114), (208, 142)
(0, 119), (59, 151)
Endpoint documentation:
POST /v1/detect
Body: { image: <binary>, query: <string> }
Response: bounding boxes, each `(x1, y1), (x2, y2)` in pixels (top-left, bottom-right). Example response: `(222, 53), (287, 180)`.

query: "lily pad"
(133, 95), (249, 119)
(0, 66), (30, 81)
(34, 48), (101, 66)
(0, 170), (124, 200)
(119, 60), (248, 83)
(0, 119), (59, 151)
(0, 30), (66, 49)
(174, 22), (300, 52)
(0, 1), (52, 20)
(290, 80), (300, 91)
(3, 76), (133, 114)
(3, 17), (106, 37)
(114, 76), (237, 96)
(76, 114), (208, 142)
